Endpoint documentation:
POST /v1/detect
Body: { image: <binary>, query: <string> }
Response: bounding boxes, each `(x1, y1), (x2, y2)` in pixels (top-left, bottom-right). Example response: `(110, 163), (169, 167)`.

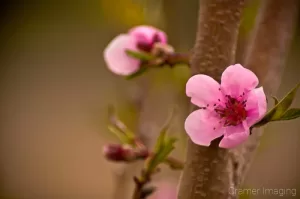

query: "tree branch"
(177, 1), (246, 198)
(239, 0), (299, 184)
(244, 0), (299, 96)
(178, 1), (299, 199)
(112, 79), (150, 199)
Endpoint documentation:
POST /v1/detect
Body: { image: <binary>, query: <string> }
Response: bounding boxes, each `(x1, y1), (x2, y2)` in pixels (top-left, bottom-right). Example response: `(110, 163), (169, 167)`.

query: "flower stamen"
(214, 95), (247, 126)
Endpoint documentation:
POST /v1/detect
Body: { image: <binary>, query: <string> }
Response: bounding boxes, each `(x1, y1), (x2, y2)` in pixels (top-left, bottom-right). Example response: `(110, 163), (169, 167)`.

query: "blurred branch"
(239, 0), (299, 184)
(104, 143), (184, 170)
(112, 79), (151, 199)
(177, 1), (246, 198)
(244, 0), (299, 96)
(106, 109), (184, 170)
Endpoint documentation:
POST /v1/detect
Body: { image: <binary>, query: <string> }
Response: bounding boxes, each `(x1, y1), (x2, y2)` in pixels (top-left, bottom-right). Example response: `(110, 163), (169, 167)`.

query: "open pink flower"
(185, 64), (267, 148)
(104, 25), (167, 75)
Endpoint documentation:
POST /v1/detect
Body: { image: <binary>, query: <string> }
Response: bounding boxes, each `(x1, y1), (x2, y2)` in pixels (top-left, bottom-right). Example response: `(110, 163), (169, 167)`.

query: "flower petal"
(245, 87), (267, 126)
(221, 64), (259, 97)
(186, 74), (223, 108)
(104, 34), (140, 75)
(185, 109), (224, 146)
(219, 127), (249, 148)
(129, 25), (167, 44)
(224, 122), (248, 136)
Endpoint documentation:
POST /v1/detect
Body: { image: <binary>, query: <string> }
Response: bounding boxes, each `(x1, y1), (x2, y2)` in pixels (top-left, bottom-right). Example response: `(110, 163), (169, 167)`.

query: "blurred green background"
(0, 1), (299, 199)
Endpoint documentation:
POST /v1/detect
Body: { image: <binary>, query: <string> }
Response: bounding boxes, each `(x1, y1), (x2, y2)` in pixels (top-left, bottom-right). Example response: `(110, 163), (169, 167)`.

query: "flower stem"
(166, 52), (191, 66)
(104, 143), (184, 169)
(164, 156), (184, 170)
(132, 169), (152, 199)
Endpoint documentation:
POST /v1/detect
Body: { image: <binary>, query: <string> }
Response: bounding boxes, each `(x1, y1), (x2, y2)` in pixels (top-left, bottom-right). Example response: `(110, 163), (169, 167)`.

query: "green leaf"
(153, 107), (176, 152)
(107, 124), (131, 144)
(145, 107), (177, 172)
(153, 129), (166, 153)
(156, 137), (176, 162)
(271, 83), (300, 120)
(126, 66), (148, 80)
(147, 136), (177, 173)
(271, 96), (279, 105)
(125, 50), (154, 61)
(278, 108), (300, 121)
(254, 82), (300, 127)
(107, 105), (135, 144)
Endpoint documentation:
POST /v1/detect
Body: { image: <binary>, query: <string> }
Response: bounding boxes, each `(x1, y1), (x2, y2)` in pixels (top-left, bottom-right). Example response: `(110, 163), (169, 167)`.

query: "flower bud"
(103, 144), (149, 162)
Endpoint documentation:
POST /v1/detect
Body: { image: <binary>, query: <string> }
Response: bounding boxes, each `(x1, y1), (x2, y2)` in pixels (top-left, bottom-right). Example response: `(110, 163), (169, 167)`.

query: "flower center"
(136, 33), (161, 52)
(214, 96), (247, 126)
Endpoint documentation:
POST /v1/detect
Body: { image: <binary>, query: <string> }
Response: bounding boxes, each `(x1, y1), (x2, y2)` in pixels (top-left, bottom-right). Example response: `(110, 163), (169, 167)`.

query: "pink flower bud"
(103, 144), (148, 162)
(104, 25), (167, 76)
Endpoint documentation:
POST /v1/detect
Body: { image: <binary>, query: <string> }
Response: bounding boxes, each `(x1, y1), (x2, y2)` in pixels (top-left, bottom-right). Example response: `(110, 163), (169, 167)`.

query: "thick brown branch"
(177, 1), (246, 199)
(178, 1), (299, 199)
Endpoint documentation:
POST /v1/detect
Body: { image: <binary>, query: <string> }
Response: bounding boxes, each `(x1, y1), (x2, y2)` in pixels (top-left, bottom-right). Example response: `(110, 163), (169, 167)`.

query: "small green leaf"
(126, 66), (148, 80)
(107, 105), (135, 144)
(271, 83), (300, 120)
(154, 107), (176, 152)
(154, 130), (166, 153)
(145, 107), (177, 172)
(254, 82), (300, 127)
(278, 108), (300, 121)
(148, 137), (177, 172)
(107, 125), (130, 144)
(125, 50), (154, 61)
(156, 137), (176, 161)
(271, 96), (279, 105)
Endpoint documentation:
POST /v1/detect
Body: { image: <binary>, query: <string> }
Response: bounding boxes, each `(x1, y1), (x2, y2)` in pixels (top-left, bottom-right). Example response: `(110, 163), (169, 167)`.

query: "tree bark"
(244, 0), (299, 96)
(177, 1), (246, 199)
(239, 0), (299, 184)
(177, 0), (299, 199)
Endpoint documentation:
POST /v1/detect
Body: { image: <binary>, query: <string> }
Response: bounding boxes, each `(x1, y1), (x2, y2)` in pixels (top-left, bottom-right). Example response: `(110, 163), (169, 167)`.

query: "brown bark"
(244, 0), (299, 96)
(177, 1), (246, 199)
(239, 0), (299, 184)
(178, 0), (299, 199)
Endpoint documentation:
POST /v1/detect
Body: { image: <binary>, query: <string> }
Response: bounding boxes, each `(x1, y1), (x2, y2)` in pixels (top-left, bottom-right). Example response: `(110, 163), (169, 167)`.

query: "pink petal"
(221, 64), (259, 97)
(104, 34), (140, 75)
(186, 74), (224, 108)
(224, 122), (248, 136)
(184, 109), (224, 146)
(219, 126), (249, 148)
(129, 25), (167, 44)
(245, 87), (267, 126)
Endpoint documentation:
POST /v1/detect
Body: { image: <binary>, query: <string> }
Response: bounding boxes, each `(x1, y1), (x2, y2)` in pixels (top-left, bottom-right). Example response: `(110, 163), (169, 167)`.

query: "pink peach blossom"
(185, 64), (267, 148)
(104, 25), (167, 75)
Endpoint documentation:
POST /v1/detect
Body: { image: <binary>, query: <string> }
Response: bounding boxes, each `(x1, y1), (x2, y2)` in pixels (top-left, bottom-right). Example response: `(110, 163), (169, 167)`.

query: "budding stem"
(132, 168), (152, 199)
(165, 52), (191, 66)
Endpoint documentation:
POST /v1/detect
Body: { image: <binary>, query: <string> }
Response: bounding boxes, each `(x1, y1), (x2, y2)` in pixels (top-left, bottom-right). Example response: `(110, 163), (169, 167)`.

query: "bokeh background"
(0, 1), (299, 199)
